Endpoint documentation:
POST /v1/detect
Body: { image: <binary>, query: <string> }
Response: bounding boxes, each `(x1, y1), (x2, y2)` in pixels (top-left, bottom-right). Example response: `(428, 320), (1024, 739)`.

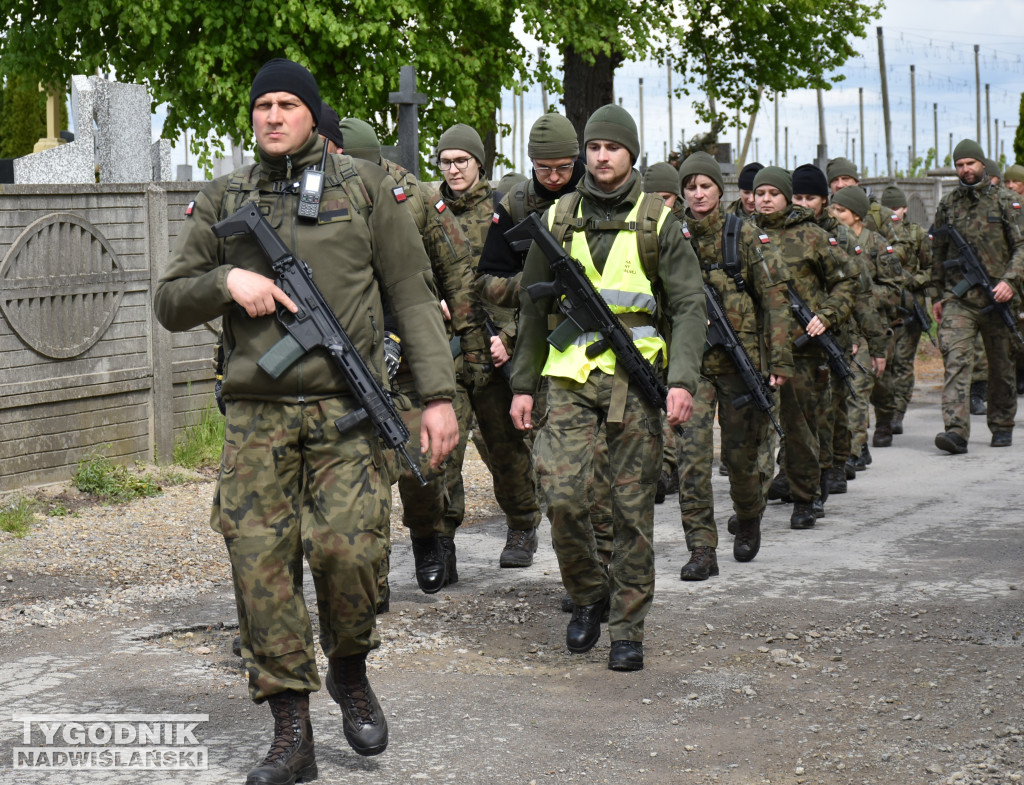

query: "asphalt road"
(1, 379), (1022, 785)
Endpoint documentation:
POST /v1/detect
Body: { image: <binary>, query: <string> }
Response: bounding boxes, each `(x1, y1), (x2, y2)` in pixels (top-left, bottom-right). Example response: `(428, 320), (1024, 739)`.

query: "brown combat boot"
(499, 527), (538, 568)
(679, 546), (719, 580)
(246, 690), (317, 785)
(326, 653), (388, 756)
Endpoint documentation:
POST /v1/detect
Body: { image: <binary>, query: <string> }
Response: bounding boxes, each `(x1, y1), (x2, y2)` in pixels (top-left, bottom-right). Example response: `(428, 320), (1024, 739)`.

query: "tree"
(0, 76), (69, 158)
(1015, 91), (1024, 165)
(0, 0), (530, 173)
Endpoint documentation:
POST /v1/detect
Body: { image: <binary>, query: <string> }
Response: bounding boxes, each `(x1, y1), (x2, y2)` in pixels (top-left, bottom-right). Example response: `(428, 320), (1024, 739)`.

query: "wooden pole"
(877, 27), (894, 177)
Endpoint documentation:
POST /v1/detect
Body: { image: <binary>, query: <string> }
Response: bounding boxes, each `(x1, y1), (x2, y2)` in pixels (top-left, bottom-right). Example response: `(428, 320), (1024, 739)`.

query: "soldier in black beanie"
(730, 161), (764, 216)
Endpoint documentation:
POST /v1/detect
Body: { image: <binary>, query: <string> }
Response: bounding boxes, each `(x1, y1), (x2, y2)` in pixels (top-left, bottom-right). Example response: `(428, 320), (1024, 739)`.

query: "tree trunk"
(562, 45), (623, 147)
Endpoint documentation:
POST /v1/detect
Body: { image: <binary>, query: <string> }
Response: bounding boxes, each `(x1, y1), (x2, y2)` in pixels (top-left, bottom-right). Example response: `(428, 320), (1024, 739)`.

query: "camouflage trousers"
(891, 318), (924, 414)
(758, 390), (781, 499)
(677, 373), (770, 550)
(971, 333), (988, 384)
(534, 373), (664, 643)
(819, 371), (851, 468)
(660, 414), (680, 478)
(871, 332), (899, 428)
(445, 374), (540, 536)
(848, 346), (888, 456)
(938, 299), (1017, 440)
(779, 356), (830, 503)
(213, 399), (389, 703)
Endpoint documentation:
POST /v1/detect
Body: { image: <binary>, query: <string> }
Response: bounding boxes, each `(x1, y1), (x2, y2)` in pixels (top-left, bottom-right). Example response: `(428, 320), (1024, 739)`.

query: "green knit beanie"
(752, 166), (793, 202)
(643, 162), (681, 197)
(583, 104), (640, 162)
(437, 123), (486, 166)
(497, 171), (528, 192)
(1004, 164), (1024, 183)
(528, 113), (579, 159)
(952, 138), (985, 164)
(831, 185), (870, 219)
(338, 117), (380, 162)
(677, 152), (724, 196)
(984, 158), (1001, 179)
(826, 157), (859, 184)
(880, 185), (907, 209)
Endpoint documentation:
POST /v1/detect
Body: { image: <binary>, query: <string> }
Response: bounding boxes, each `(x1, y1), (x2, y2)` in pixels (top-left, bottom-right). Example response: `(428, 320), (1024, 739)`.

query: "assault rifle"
(506, 212), (683, 434)
(211, 202), (427, 486)
(899, 288), (938, 347)
(786, 282), (861, 397)
(703, 284), (783, 437)
(935, 224), (1024, 347)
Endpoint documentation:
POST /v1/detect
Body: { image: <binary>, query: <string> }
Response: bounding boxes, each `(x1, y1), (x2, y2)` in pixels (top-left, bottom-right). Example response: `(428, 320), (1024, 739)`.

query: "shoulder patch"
(828, 237), (838, 246)
(681, 222), (692, 240)
(758, 233), (770, 244)
(1013, 201), (1021, 210)
(492, 211), (500, 224)
(854, 246), (862, 255)
(185, 200), (195, 217)
(891, 213), (901, 222)
(885, 245), (894, 254)
(392, 186), (407, 203)
(434, 198), (447, 213)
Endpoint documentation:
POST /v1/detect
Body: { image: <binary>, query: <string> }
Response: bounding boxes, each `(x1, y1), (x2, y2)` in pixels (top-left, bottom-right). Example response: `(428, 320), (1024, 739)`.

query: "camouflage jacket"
(928, 181), (1024, 308)
(848, 224), (903, 358)
(751, 206), (858, 358)
(382, 158), (489, 357)
(682, 205), (795, 378)
(812, 213), (865, 351)
(887, 214), (932, 292)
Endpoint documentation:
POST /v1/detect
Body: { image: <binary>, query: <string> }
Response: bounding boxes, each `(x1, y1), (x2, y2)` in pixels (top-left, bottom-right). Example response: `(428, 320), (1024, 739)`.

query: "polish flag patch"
(854, 245), (862, 255)
(435, 199), (447, 213)
(392, 186), (407, 203)
(828, 237), (838, 246)
(885, 245), (894, 254)
(184, 200), (195, 217)
(1013, 202), (1021, 210)
(492, 212), (500, 224)
(758, 234), (770, 244)
(681, 223), (692, 239)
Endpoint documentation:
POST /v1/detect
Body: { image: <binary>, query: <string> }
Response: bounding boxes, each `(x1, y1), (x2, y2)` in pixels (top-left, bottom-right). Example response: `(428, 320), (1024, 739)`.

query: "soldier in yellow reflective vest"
(510, 104), (706, 672)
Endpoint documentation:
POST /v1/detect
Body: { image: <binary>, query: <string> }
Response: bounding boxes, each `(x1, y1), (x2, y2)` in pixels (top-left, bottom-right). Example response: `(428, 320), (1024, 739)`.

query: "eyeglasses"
(439, 156), (474, 171)
(534, 163), (575, 175)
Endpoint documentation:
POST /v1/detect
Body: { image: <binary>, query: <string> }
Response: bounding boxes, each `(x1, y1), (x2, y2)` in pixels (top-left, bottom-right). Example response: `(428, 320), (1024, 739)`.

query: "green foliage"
(0, 75), (71, 158)
(0, 496), (36, 538)
(173, 398), (225, 470)
(72, 448), (162, 504)
(0, 0), (529, 174)
(1016, 92), (1024, 165)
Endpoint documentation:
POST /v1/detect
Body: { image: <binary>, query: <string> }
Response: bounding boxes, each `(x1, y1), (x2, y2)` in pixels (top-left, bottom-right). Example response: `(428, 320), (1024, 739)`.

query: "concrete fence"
(0, 174), (958, 494)
(0, 182), (217, 493)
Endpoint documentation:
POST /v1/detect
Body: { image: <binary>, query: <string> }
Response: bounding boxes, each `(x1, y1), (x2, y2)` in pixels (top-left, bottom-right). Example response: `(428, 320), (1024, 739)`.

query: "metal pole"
(785, 126), (789, 169)
(910, 65), (917, 164)
(975, 44), (981, 142)
(877, 27), (894, 177)
(774, 93), (779, 166)
(498, 105), (504, 177)
(667, 59), (673, 156)
(638, 77), (645, 168)
(933, 103), (939, 167)
(538, 48), (547, 112)
(859, 87), (865, 174)
(519, 91), (525, 171)
(986, 83), (992, 156)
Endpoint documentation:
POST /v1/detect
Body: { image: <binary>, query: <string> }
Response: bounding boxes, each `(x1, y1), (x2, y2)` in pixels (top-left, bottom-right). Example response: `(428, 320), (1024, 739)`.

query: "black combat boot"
(935, 431), (968, 455)
(827, 466), (847, 494)
(246, 690), (317, 785)
(872, 420), (893, 447)
(499, 527), (538, 568)
(970, 381), (988, 415)
(891, 410), (904, 435)
(410, 535), (447, 594)
(608, 640), (644, 671)
(861, 445), (872, 466)
(566, 597), (608, 653)
(991, 430), (1012, 447)
(1017, 367), (1024, 396)
(790, 502), (816, 529)
(439, 536), (458, 584)
(767, 471), (792, 503)
(727, 514), (761, 562)
(844, 457), (857, 480)
(679, 546), (719, 580)
(326, 653), (388, 757)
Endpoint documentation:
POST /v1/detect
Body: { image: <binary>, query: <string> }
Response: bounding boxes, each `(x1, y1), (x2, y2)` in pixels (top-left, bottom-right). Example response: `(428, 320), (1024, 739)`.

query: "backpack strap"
(721, 212), (748, 293)
(635, 193), (663, 280)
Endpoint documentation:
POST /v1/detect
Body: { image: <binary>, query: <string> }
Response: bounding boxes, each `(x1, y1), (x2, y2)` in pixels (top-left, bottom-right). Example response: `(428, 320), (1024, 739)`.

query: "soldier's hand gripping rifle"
(505, 212), (683, 435)
(935, 223), (1024, 347)
(212, 202), (427, 486)
(704, 283), (783, 437)
(899, 287), (938, 347)
(786, 281), (861, 398)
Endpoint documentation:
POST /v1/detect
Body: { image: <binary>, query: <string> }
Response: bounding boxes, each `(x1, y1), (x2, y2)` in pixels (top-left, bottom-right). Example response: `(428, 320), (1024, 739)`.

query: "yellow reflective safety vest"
(542, 196), (670, 383)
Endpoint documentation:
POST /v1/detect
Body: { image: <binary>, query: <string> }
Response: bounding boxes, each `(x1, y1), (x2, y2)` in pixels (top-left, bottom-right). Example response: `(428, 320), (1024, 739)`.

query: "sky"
(150, 0), (1024, 178)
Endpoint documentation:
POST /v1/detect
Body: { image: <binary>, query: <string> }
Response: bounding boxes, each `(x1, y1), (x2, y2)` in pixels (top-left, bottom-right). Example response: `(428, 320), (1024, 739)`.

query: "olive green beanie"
(984, 158), (1001, 179)
(831, 185), (870, 219)
(826, 157), (860, 184)
(528, 113), (579, 159)
(952, 138), (985, 164)
(677, 152), (724, 196)
(880, 185), (907, 209)
(437, 123), (486, 166)
(338, 117), (380, 162)
(497, 171), (528, 191)
(1004, 164), (1024, 183)
(752, 166), (793, 202)
(583, 104), (640, 162)
(642, 162), (681, 197)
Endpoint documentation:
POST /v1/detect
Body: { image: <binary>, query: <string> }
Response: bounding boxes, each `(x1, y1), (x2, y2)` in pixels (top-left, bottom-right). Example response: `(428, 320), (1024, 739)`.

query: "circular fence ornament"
(0, 212), (128, 359)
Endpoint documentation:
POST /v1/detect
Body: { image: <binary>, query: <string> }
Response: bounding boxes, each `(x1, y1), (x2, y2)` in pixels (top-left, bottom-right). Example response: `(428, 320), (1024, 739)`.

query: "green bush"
(73, 448), (162, 503)
(173, 398), (225, 470)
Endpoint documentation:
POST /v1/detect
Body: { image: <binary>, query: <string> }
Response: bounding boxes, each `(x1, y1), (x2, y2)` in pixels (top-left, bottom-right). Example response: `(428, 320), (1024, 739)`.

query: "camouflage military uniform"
(928, 180), (1024, 442)
(757, 206), (857, 505)
(439, 177), (542, 539)
(885, 215), (933, 419)
(845, 227), (902, 457)
(154, 135), (455, 701)
(675, 205), (795, 550)
(511, 171), (707, 643)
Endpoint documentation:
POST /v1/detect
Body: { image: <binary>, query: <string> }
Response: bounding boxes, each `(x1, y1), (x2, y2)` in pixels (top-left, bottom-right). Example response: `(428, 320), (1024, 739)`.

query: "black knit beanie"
(249, 58), (321, 127)
(318, 102), (343, 148)
(738, 162), (764, 191)
(792, 164), (829, 197)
